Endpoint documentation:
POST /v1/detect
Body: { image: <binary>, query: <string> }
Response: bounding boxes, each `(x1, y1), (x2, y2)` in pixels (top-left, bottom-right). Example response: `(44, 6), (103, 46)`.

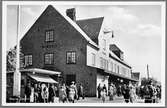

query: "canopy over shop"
(6, 68), (61, 100)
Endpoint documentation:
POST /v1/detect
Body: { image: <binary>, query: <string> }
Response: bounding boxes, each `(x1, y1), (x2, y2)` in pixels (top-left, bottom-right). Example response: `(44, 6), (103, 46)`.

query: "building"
(19, 5), (138, 97)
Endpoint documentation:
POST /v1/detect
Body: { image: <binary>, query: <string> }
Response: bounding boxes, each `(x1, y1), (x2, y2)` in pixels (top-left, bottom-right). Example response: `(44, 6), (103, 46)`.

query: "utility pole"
(147, 64), (149, 80)
(13, 5), (21, 97)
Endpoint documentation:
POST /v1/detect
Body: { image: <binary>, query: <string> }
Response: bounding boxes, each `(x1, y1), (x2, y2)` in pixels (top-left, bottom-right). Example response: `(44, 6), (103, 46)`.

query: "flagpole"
(147, 64), (150, 80)
(13, 5), (21, 97)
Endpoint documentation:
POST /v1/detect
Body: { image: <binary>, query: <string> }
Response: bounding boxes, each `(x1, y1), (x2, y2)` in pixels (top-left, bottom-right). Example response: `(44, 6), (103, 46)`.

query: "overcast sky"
(6, 4), (163, 82)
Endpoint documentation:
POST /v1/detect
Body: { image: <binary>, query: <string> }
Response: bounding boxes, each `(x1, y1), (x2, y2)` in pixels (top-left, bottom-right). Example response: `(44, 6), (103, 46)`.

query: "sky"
(6, 4), (164, 82)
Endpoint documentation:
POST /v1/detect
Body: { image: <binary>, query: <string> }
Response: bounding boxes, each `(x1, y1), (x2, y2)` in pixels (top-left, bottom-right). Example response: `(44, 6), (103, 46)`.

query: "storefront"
(6, 68), (61, 102)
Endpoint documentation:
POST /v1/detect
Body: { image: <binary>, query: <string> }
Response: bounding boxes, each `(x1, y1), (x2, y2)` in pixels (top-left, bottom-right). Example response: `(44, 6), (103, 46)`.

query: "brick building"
(19, 5), (138, 97)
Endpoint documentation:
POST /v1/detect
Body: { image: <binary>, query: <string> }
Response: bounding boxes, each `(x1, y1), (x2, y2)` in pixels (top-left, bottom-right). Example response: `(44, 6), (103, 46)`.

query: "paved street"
(76, 96), (145, 103)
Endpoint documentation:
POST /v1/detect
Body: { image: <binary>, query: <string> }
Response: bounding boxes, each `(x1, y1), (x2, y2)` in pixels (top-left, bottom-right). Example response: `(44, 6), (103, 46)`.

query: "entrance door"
(66, 74), (76, 86)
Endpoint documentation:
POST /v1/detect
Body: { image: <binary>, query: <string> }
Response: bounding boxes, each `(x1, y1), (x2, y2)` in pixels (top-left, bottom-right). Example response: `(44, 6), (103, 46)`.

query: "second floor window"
(25, 55), (32, 66)
(103, 39), (106, 50)
(66, 51), (76, 64)
(44, 53), (54, 64)
(45, 30), (54, 42)
(91, 53), (96, 66)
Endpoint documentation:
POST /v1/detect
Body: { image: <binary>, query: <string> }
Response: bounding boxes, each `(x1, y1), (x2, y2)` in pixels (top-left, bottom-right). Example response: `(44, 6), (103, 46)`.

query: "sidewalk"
(76, 96), (125, 103)
(76, 96), (147, 103)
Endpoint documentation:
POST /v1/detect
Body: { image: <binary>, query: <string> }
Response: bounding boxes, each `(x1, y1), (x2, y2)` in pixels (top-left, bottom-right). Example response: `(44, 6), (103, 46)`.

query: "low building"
(18, 5), (138, 97)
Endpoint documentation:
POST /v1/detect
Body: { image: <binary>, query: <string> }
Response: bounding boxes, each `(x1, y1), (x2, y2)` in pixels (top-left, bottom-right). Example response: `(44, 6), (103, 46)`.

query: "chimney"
(66, 8), (76, 21)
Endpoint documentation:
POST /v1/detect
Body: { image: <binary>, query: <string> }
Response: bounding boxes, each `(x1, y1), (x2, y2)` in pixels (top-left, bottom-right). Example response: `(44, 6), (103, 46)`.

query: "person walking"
(103, 84), (107, 94)
(122, 84), (130, 103)
(30, 84), (34, 103)
(77, 83), (84, 100)
(41, 84), (49, 103)
(48, 84), (55, 103)
(34, 83), (38, 103)
(101, 88), (107, 103)
(37, 83), (42, 103)
(25, 82), (31, 102)
(68, 82), (76, 103)
(59, 85), (67, 103)
(97, 83), (102, 99)
(152, 85), (157, 103)
(129, 84), (136, 103)
(108, 83), (114, 101)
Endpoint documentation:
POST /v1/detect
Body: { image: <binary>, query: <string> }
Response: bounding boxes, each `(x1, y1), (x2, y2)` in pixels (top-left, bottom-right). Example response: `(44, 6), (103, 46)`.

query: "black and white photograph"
(2, 1), (166, 106)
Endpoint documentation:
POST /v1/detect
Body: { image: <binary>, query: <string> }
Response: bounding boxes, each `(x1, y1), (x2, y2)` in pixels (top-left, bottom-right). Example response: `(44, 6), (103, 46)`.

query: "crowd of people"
(97, 81), (161, 103)
(24, 81), (85, 103)
(23, 80), (161, 103)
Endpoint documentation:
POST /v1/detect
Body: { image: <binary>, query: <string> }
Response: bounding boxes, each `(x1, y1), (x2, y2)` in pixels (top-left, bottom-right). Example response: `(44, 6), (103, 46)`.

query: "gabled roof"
(21, 5), (99, 49)
(47, 5), (99, 48)
(76, 17), (104, 45)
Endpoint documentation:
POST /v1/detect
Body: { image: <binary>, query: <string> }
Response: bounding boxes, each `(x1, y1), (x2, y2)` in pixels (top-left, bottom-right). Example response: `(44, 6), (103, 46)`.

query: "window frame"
(24, 54), (33, 66)
(45, 29), (54, 42)
(66, 51), (76, 64)
(44, 53), (54, 65)
(103, 39), (106, 50)
(91, 53), (96, 66)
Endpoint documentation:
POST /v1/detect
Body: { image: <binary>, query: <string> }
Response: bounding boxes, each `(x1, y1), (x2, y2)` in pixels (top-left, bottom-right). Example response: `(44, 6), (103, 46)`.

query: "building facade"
(20, 5), (138, 97)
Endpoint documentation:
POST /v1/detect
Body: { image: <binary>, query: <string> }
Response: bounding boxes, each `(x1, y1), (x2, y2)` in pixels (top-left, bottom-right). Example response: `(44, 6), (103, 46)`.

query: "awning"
(20, 68), (61, 75)
(28, 74), (58, 83)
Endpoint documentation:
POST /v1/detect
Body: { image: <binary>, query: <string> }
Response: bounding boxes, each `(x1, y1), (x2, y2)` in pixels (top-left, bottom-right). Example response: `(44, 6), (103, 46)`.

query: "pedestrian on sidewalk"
(97, 83), (102, 99)
(77, 83), (85, 100)
(101, 88), (107, 103)
(108, 83), (114, 101)
(68, 81), (76, 103)
(122, 84), (130, 103)
(59, 85), (67, 103)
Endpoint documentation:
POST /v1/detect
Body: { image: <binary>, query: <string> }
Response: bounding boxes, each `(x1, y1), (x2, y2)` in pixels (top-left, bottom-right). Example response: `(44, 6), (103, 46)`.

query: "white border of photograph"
(2, 1), (166, 107)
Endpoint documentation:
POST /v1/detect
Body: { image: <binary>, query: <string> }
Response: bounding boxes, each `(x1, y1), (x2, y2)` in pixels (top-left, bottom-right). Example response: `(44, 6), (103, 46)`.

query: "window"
(44, 53), (54, 64)
(103, 39), (106, 50)
(66, 51), (76, 64)
(114, 64), (117, 73)
(100, 57), (103, 68)
(25, 55), (32, 66)
(117, 65), (119, 73)
(110, 62), (113, 72)
(106, 60), (108, 70)
(91, 53), (96, 66)
(45, 30), (54, 42)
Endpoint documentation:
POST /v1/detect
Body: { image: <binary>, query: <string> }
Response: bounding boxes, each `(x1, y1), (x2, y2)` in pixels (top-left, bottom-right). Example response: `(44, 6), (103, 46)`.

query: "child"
(101, 88), (107, 103)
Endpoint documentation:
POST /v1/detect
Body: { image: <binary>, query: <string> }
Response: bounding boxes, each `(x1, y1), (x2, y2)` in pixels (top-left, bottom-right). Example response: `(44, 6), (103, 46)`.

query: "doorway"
(66, 74), (76, 86)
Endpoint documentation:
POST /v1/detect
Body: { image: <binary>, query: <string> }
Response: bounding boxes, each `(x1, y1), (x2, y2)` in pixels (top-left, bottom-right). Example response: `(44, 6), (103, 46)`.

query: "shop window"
(44, 53), (54, 64)
(66, 51), (76, 64)
(25, 55), (32, 66)
(45, 30), (54, 42)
